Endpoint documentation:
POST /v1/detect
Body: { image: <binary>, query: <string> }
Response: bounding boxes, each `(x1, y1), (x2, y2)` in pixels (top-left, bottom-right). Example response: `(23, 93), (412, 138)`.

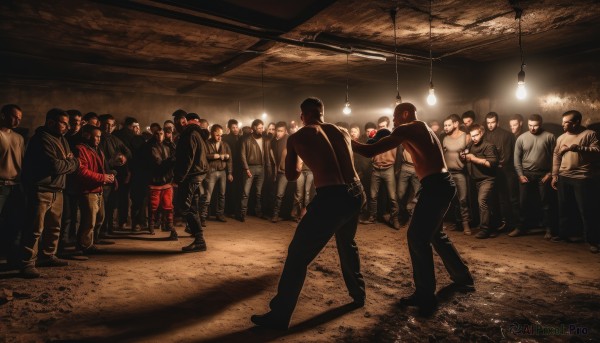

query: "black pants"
(557, 176), (598, 244)
(0, 184), (25, 264)
(518, 171), (556, 232)
(269, 183), (365, 318)
(176, 176), (206, 237)
(493, 167), (519, 228)
(60, 192), (79, 247)
(408, 172), (472, 300)
(101, 184), (118, 234)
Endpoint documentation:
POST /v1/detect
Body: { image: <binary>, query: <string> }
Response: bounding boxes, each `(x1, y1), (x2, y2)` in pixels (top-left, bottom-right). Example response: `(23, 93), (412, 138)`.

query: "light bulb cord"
(518, 13), (525, 71)
(346, 54), (349, 103)
(261, 63), (265, 112)
(392, 8), (399, 98)
(429, 0), (433, 85)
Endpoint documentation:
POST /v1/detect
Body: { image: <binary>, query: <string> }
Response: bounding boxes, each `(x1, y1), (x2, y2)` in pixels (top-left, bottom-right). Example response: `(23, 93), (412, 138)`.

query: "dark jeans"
(0, 184), (25, 264)
(293, 170), (314, 218)
(117, 182), (130, 226)
(369, 167), (399, 219)
(408, 173), (472, 300)
(474, 178), (495, 230)
(205, 170), (227, 216)
(518, 171), (556, 232)
(493, 167), (519, 228)
(272, 173), (289, 217)
(101, 184), (118, 233)
(130, 178), (148, 228)
(397, 165), (420, 217)
(450, 171), (471, 224)
(557, 176), (598, 244)
(60, 192), (79, 247)
(241, 165), (264, 216)
(176, 177), (205, 236)
(269, 183), (365, 318)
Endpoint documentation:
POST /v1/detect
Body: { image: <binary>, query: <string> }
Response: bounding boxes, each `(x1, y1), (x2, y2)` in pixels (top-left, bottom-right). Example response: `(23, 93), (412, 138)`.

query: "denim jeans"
(21, 191), (64, 267)
(518, 171), (556, 232)
(0, 184), (25, 264)
(368, 167), (399, 218)
(408, 173), (472, 300)
(268, 183), (365, 318)
(293, 170), (314, 218)
(60, 192), (79, 247)
(175, 177), (206, 236)
(557, 176), (598, 244)
(205, 170), (227, 216)
(272, 173), (289, 217)
(397, 165), (421, 216)
(474, 178), (495, 230)
(450, 171), (471, 224)
(241, 165), (264, 216)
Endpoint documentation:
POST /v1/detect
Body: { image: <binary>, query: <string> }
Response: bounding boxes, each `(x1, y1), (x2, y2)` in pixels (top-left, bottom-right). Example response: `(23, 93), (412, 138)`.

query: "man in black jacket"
(174, 113), (209, 252)
(20, 108), (80, 278)
(238, 119), (271, 221)
(270, 121), (289, 223)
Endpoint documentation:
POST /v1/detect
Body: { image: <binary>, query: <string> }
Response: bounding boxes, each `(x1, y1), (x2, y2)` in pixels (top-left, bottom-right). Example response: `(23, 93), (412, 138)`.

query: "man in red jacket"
(75, 125), (115, 255)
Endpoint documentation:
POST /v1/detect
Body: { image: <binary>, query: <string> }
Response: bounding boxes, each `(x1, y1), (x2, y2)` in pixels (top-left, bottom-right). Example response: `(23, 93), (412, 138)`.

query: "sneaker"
(271, 216), (281, 223)
(21, 265), (41, 279)
(250, 312), (290, 330)
(360, 217), (376, 225)
(507, 228), (523, 237)
(36, 257), (69, 268)
(590, 245), (600, 254)
(216, 215), (227, 222)
(475, 230), (491, 239)
(182, 240), (207, 252)
(165, 231), (178, 241)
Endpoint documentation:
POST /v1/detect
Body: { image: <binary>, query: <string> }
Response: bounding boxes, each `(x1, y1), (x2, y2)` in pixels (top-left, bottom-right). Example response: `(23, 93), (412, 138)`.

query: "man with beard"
(270, 121), (289, 223)
(204, 124), (233, 223)
(443, 114), (472, 234)
(353, 103), (473, 317)
(20, 109), (80, 278)
(512, 114), (556, 238)
(551, 110), (600, 253)
(238, 119), (271, 221)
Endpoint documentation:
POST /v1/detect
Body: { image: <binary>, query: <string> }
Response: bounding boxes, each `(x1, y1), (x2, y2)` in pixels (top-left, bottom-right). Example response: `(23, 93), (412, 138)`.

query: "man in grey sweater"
(511, 114), (556, 238)
(551, 110), (600, 253)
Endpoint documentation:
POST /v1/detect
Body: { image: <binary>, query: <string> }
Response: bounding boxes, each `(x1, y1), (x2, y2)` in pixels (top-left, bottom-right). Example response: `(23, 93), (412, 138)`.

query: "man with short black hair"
(461, 111), (476, 128)
(83, 112), (100, 127)
(512, 114), (556, 238)
(174, 113), (210, 252)
(252, 97), (365, 329)
(509, 114), (525, 138)
(270, 121), (289, 222)
(463, 124), (499, 239)
(20, 108), (80, 278)
(551, 110), (600, 253)
(238, 119), (271, 221)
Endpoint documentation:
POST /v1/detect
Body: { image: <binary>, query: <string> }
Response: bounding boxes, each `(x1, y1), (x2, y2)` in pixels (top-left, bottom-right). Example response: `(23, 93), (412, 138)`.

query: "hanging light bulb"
(516, 68), (526, 100)
(391, 8), (401, 106)
(342, 54), (352, 115)
(515, 8), (527, 100)
(427, 83), (437, 106)
(261, 112), (267, 119)
(426, 0), (437, 106)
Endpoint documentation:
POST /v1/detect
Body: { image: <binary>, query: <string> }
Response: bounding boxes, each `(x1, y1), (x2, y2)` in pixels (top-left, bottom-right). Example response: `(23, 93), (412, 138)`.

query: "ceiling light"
(515, 8), (527, 100)
(426, 0), (437, 106)
(343, 54), (352, 115)
(391, 8), (401, 106)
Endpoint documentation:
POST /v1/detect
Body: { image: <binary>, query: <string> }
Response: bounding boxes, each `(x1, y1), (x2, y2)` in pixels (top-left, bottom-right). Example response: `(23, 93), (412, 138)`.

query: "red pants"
(149, 186), (174, 212)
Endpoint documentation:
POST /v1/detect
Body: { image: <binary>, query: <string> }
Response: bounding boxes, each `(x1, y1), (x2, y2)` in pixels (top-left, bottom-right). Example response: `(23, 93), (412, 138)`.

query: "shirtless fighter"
(251, 97), (366, 330)
(353, 102), (474, 316)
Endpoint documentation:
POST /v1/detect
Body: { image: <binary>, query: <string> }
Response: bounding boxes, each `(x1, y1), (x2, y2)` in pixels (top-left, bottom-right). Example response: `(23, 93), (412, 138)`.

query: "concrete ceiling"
(1, 0), (600, 100)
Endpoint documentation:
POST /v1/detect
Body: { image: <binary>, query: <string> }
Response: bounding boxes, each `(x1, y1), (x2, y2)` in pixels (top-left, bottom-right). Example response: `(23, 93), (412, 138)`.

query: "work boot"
(391, 217), (401, 230)
(463, 222), (472, 236)
(250, 312), (290, 330)
(167, 230), (178, 241)
(36, 256), (69, 268)
(21, 265), (41, 279)
(182, 234), (207, 252)
(360, 216), (376, 224)
(397, 293), (438, 317)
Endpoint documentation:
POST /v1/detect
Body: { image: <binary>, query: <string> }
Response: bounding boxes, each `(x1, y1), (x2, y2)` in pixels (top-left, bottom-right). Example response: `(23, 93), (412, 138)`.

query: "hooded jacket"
(173, 123), (209, 183)
(75, 143), (107, 194)
(21, 126), (79, 192)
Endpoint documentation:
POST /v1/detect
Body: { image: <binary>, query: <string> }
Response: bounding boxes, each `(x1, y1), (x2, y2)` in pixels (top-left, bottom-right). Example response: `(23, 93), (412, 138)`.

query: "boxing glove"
(367, 128), (391, 144)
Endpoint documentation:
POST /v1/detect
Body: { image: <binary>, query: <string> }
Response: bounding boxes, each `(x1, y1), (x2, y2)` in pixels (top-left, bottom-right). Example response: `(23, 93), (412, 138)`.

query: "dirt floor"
(1, 217), (599, 343)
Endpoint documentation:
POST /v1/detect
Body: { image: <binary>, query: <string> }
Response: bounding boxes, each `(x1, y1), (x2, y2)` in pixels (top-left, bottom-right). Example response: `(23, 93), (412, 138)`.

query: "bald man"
(353, 103), (474, 316)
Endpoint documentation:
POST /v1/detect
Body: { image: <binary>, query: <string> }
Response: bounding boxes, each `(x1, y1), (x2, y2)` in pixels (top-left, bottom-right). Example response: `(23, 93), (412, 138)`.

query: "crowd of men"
(0, 103), (599, 279)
